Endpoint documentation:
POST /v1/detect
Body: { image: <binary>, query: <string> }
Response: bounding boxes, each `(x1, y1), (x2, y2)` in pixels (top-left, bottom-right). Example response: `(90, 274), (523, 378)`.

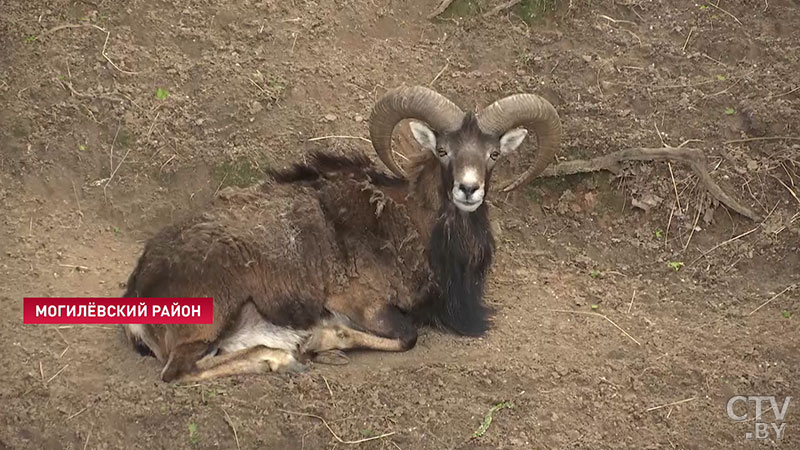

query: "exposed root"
(428, 0), (458, 19)
(526, 147), (761, 221)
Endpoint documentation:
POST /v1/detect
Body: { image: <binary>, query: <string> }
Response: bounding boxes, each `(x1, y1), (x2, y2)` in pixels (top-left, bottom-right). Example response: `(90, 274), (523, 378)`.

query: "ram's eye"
(490, 151), (501, 160)
(437, 148), (448, 158)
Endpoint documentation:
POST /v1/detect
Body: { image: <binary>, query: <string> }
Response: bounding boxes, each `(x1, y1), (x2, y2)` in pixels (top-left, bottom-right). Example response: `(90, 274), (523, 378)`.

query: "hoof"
(312, 350), (350, 366)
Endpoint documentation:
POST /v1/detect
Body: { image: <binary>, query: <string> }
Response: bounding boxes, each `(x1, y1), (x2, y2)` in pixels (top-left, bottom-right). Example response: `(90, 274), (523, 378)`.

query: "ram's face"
(409, 113), (528, 213)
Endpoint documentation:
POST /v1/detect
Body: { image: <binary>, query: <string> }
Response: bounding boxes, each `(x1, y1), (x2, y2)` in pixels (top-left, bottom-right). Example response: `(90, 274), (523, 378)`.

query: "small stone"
(354, 114), (363, 122)
(324, 113), (337, 122)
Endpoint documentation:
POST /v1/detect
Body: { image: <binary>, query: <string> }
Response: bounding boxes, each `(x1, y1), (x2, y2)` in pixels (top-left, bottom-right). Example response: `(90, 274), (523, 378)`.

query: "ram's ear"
(409, 120), (437, 152)
(499, 128), (528, 155)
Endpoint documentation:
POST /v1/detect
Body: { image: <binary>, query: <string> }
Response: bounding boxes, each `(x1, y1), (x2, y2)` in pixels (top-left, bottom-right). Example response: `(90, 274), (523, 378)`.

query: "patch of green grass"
(781, 310), (793, 319)
(513, 0), (558, 24)
(654, 229), (664, 239)
(725, 107), (735, 115)
(24, 35), (38, 44)
(267, 75), (286, 93)
(214, 158), (264, 189)
(259, 75), (288, 106)
(188, 422), (199, 445)
(589, 270), (601, 279)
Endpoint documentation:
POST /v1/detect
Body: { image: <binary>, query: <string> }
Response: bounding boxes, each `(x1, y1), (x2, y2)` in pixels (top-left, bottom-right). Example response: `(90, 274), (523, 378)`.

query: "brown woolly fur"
(122, 105), (522, 381)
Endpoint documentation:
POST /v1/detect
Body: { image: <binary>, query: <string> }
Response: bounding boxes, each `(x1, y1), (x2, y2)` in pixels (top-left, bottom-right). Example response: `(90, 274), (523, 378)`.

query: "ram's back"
(123, 182), (340, 330)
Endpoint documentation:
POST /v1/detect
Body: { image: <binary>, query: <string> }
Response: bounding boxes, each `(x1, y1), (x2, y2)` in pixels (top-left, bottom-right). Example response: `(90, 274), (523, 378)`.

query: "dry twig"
(45, 364), (69, 385)
(645, 396), (696, 412)
(36, 23), (139, 74)
(598, 14), (637, 26)
(707, 2), (743, 26)
(222, 408), (241, 450)
(278, 409), (396, 444)
(430, 61), (450, 86)
(307, 135), (371, 143)
(547, 309), (641, 346)
(83, 430), (91, 450)
(103, 126), (129, 198)
(748, 284), (796, 316)
(724, 136), (800, 144)
(689, 226), (759, 265)
(58, 263), (89, 271)
(627, 290), (636, 314)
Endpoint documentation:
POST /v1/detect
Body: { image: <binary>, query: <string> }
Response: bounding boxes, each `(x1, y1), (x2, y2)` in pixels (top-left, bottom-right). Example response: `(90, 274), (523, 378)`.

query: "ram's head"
(369, 86), (562, 212)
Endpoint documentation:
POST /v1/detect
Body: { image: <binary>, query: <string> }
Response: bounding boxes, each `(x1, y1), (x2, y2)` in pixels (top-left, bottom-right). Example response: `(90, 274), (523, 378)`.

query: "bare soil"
(2, 0), (799, 449)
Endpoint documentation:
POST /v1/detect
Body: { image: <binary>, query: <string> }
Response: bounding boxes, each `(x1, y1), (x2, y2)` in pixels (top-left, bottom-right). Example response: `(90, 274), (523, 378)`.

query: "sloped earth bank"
(1, 0), (799, 448)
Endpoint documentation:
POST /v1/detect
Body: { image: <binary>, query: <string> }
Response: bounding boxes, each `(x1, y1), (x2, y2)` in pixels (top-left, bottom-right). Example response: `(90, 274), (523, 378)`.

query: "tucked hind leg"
(174, 346), (307, 383)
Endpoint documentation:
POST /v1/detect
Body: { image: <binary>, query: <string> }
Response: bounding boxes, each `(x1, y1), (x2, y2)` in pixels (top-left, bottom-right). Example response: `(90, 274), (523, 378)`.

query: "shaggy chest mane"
(405, 151), (495, 336)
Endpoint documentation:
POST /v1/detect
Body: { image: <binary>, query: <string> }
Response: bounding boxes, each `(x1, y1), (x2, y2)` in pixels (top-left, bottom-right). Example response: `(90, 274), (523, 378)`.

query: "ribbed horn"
(369, 85), (465, 178)
(477, 94), (562, 192)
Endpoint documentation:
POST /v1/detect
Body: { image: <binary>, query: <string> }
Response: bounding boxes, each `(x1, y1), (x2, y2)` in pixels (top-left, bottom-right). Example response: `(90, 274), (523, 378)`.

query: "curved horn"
(477, 94), (562, 192)
(369, 85), (465, 178)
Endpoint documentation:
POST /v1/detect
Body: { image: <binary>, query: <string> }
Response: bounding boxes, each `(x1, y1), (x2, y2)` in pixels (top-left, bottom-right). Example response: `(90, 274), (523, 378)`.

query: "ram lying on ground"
(121, 85), (562, 382)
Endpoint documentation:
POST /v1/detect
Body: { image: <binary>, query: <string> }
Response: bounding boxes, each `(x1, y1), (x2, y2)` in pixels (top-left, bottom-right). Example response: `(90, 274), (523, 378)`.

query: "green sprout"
(473, 401), (513, 438)
(155, 87), (170, 100)
(668, 261), (684, 271)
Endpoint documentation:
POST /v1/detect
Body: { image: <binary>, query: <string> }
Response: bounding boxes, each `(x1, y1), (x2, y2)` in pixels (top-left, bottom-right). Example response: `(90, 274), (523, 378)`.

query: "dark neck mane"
(405, 151), (495, 336)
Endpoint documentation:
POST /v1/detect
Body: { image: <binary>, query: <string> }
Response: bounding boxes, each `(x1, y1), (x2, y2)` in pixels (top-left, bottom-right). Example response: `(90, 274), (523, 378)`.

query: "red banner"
(23, 297), (214, 324)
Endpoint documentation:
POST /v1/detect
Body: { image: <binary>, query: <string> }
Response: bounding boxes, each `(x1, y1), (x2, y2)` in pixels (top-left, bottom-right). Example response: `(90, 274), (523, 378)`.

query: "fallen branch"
(523, 147), (761, 221)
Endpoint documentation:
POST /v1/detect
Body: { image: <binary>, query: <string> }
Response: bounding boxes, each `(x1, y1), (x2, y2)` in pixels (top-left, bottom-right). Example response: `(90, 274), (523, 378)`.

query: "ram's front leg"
(325, 293), (418, 351)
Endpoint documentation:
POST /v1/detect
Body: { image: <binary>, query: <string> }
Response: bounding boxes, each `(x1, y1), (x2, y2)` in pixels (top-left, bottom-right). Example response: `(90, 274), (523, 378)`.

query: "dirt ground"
(2, 0), (799, 448)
